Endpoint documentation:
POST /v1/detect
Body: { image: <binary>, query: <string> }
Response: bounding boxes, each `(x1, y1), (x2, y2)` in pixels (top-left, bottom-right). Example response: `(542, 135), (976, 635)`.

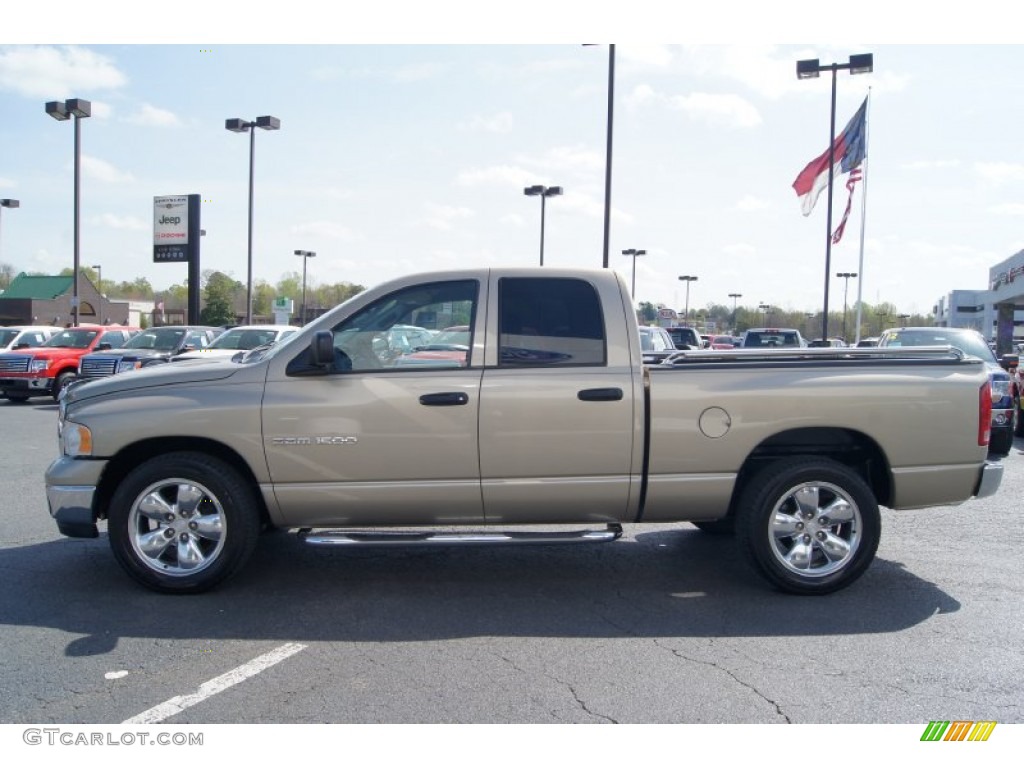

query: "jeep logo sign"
(153, 195), (190, 262)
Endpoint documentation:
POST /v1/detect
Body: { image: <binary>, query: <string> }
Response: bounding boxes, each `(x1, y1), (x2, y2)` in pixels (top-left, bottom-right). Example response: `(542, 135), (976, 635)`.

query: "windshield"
(0, 329), (18, 346)
(879, 329), (996, 362)
(210, 328), (283, 350)
(42, 329), (98, 349)
(122, 328), (187, 351)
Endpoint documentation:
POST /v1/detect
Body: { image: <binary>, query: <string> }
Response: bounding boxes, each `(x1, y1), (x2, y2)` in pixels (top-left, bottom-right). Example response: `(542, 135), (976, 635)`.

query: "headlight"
(62, 421), (93, 457)
(30, 359), (50, 373)
(117, 361), (141, 373)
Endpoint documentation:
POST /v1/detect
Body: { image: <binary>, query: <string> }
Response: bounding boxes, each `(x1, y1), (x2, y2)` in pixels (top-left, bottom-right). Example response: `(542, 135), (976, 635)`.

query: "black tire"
(107, 452), (261, 593)
(691, 518), (735, 535)
(52, 371), (76, 402)
(735, 458), (881, 595)
(1015, 396), (1024, 438)
(4, 393), (30, 403)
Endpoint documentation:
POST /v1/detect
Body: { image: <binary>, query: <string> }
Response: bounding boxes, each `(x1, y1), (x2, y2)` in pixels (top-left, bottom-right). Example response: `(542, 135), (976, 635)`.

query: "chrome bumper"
(46, 484), (99, 538)
(974, 460), (1004, 500)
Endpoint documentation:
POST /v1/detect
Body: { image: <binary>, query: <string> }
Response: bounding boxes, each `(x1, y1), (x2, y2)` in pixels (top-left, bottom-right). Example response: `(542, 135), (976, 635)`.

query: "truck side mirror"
(310, 331), (335, 368)
(1000, 353), (1019, 371)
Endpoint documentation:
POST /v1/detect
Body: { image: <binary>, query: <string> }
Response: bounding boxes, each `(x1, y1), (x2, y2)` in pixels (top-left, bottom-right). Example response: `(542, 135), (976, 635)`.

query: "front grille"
(0, 356), (31, 373)
(79, 356), (119, 378)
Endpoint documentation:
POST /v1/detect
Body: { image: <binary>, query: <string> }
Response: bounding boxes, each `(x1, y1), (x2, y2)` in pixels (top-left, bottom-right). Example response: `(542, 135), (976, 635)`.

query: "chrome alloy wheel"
(767, 481), (862, 578)
(127, 478), (225, 576)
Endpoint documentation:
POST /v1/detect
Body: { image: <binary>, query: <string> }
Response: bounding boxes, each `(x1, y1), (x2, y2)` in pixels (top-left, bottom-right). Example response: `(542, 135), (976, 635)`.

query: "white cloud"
(81, 155), (134, 183)
(901, 159), (961, 171)
(736, 195), (770, 211)
(722, 243), (757, 257)
(124, 103), (181, 127)
(393, 62), (448, 83)
(0, 177), (15, 189)
(668, 92), (762, 128)
(420, 203), (475, 231)
(0, 45), (126, 98)
(992, 203), (1024, 216)
(459, 112), (514, 133)
(289, 221), (359, 241)
(92, 213), (146, 230)
(457, 164), (535, 188)
(626, 84), (761, 128)
(974, 162), (1024, 183)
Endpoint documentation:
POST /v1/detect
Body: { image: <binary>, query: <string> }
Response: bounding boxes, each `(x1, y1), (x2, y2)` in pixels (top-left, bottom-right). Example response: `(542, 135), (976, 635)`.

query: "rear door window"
(498, 278), (606, 367)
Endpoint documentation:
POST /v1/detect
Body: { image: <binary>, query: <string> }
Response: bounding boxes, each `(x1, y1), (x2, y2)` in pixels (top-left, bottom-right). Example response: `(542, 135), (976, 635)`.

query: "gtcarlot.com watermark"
(23, 728), (203, 747)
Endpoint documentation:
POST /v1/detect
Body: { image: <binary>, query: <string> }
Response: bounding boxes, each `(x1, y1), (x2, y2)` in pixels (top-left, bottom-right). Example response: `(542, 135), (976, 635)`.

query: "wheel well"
(728, 427), (893, 514)
(94, 437), (271, 528)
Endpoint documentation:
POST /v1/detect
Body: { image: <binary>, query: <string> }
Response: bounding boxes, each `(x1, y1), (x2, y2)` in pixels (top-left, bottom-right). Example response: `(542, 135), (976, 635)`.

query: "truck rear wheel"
(735, 458), (880, 595)
(107, 452), (260, 593)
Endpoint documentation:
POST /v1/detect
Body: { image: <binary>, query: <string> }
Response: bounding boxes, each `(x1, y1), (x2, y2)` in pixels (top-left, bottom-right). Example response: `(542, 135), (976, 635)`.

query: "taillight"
(979, 380), (992, 446)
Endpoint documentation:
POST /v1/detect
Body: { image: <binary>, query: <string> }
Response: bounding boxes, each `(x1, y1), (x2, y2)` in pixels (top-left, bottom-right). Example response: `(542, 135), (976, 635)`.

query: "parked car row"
(0, 323), (301, 402)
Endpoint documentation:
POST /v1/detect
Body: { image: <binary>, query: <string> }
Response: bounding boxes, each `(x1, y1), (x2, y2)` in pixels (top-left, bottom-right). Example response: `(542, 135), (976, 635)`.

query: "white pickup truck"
(46, 268), (1002, 595)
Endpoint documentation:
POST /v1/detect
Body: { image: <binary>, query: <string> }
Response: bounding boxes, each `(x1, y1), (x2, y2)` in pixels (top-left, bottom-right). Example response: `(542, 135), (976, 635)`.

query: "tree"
(637, 301), (658, 323)
(199, 271), (238, 326)
(0, 262), (14, 291)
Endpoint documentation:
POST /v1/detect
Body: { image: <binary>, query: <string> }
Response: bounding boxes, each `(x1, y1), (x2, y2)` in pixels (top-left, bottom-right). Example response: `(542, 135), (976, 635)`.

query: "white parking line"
(122, 642), (308, 724)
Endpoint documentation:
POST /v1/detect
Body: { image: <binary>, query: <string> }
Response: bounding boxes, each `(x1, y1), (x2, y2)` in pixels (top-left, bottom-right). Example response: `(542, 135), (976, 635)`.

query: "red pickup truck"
(0, 324), (139, 402)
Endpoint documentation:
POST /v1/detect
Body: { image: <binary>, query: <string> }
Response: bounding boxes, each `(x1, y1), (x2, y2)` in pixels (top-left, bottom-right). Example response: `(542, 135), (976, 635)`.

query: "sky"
(2, 4), (1023, 319)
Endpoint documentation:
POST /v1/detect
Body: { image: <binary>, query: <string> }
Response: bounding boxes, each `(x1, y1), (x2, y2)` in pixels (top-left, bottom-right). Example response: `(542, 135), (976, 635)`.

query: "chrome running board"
(300, 524), (623, 547)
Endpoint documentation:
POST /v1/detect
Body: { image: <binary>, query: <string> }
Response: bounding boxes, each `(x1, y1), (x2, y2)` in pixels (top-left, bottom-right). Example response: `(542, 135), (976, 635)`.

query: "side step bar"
(300, 523), (623, 547)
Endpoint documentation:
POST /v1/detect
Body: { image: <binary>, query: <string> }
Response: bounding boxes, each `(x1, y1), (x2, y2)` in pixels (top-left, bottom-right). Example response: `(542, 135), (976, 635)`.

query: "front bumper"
(0, 376), (54, 393)
(45, 455), (105, 538)
(974, 460), (1004, 500)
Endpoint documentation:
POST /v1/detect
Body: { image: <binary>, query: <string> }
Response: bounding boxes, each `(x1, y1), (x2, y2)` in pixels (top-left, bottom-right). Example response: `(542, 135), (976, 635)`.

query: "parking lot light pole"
(46, 99), (91, 327)
(678, 275), (698, 325)
(729, 292), (742, 331)
(796, 53), (873, 342)
(622, 248), (646, 296)
(294, 250), (316, 325)
(523, 185), (562, 266)
(226, 115), (281, 324)
(759, 303), (771, 325)
(837, 271), (858, 341)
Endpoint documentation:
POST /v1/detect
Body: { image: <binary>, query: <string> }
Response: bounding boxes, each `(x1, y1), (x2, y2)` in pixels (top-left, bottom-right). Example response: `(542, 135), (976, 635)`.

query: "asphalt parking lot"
(1, 396), (1022, 726)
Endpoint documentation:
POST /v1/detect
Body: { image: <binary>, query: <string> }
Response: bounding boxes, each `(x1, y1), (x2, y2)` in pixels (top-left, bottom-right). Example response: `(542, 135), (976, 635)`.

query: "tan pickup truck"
(46, 268), (1003, 595)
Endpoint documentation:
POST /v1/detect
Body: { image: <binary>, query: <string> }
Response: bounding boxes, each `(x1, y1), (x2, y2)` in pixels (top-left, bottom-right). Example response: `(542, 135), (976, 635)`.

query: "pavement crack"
(654, 639), (792, 723)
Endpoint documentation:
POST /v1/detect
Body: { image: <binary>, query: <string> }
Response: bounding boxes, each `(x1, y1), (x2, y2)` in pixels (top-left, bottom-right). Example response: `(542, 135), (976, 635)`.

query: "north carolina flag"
(792, 97), (868, 216)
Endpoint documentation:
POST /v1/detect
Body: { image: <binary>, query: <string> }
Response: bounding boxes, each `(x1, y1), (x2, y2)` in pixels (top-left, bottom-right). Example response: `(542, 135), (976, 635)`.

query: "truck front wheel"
(735, 458), (880, 595)
(107, 452), (260, 593)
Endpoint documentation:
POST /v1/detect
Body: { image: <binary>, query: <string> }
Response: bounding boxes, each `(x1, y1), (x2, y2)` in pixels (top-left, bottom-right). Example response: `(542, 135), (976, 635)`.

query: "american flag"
(831, 167), (863, 245)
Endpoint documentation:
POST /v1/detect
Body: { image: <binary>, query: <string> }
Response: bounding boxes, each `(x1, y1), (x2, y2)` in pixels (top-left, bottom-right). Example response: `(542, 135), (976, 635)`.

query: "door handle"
(577, 387), (624, 402)
(419, 392), (470, 406)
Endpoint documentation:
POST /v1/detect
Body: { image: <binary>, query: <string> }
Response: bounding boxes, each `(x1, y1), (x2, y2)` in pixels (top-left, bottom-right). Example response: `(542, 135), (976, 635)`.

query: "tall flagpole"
(853, 89), (871, 345)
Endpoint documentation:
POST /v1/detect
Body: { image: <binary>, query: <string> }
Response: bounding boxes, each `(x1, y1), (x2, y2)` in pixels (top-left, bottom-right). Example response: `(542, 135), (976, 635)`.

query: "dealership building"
(934, 248), (1024, 353)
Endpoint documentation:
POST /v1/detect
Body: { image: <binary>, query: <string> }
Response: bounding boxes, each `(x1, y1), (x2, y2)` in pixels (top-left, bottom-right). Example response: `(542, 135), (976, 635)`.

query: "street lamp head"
(796, 59), (821, 79)
(225, 118), (251, 133)
(294, 250), (316, 258)
(849, 53), (874, 75)
(45, 101), (71, 120)
(255, 115), (281, 131)
(543, 186), (563, 198)
(678, 275), (698, 282)
(66, 99), (91, 118)
(523, 185), (544, 196)
(0, 199), (19, 209)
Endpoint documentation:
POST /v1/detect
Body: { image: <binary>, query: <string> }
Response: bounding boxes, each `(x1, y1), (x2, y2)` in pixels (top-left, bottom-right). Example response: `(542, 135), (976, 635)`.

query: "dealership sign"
(153, 196), (190, 263)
